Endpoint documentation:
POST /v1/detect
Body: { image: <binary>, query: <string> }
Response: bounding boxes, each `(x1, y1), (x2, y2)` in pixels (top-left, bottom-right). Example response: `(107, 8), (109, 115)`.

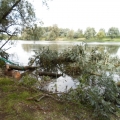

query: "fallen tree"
(4, 64), (62, 79)
(39, 71), (63, 78)
(27, 45), (120, 120)
(7, 65), (38, 71)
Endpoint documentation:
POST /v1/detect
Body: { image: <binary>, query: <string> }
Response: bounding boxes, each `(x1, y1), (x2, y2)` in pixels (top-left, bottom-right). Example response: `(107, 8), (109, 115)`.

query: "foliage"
(29, 44), (120, 119)
(66, 74), (120, 119)
(19, 25), (120, 41)
(61, 45), (120, 119)
(67, 29), (74, 39)
(73, 29), (83, 38)
(0, 0), (36, 38)
(21, 24), (44, 40)
(19, 75), (37, 87)
(0, 49), (9, 67)
(84, 27), (96, 39)
(107, 27), (119, 39)
(0, 0), (51, 41)
(29, 47), (59, 72)
(97, 29), (106, 40)
(0, 77), (100, 120)
(45, 24), (59, 40)
(0, 0), (37, 63)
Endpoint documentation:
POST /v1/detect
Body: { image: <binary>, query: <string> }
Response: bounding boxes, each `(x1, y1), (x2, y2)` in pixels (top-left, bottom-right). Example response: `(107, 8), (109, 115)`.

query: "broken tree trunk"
(7, 65), (38, 71)
(39, 71), (63, 78)
(5, 65), (62, 78)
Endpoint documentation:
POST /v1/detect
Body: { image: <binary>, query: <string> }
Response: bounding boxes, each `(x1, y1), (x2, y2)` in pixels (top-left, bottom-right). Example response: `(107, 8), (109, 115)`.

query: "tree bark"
(6, 65), (62, 78)
(8, 65), (38, 71)
(39, 71), (63, 78)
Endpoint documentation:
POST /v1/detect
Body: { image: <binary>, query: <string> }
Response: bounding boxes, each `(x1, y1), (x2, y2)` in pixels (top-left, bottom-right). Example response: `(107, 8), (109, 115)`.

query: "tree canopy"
(84, 27), (96, 39)
(97, 29), (106, 40)
(107, 27), (120, 39)
(0, 0), (37, 37)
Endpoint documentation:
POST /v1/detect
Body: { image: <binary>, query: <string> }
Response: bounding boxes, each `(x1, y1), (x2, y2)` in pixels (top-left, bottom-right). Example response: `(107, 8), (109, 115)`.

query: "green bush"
(19, 75), (37, 87)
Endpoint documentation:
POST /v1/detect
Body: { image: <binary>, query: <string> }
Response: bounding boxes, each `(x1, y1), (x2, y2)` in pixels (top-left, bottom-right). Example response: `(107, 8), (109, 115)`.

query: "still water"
(2, 40), (120, 92)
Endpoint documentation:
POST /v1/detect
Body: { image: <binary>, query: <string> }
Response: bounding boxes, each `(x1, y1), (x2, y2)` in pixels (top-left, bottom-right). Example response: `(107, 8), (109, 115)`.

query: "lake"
(2, 40), (120, 65)
(2, 40), (120, 92)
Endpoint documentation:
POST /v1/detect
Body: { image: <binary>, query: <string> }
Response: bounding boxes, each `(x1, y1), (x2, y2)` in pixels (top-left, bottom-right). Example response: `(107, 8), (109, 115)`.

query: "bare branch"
(0, 30), (17, 49)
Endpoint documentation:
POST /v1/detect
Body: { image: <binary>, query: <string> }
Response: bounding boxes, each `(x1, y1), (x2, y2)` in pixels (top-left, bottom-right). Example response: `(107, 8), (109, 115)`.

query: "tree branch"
(0, 30), (17, 49)
(0, 0), (21, 23)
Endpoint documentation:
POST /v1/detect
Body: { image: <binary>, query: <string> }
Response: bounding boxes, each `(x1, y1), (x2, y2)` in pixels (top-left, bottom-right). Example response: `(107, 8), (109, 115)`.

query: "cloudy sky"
(29, 0), (120, 32)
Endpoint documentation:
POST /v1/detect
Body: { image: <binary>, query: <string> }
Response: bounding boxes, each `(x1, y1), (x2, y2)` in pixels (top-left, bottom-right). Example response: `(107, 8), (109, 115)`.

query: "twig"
(89, 72), (101, 76)
(26, 93), (65, 103)
(0, 30), (17, 49)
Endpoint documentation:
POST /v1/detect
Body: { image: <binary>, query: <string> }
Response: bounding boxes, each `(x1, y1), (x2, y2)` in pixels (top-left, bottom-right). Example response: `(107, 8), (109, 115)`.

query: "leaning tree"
(0, 0), (37, 38)
(0, 0), (49, 65)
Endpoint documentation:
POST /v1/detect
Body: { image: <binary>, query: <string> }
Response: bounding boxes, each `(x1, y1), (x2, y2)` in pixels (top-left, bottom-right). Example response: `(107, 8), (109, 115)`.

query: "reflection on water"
(21, 41), (120, 56)
(44, 75), (79, 92)
(4, 40), (120, 92)
(22, 41), (76, 53)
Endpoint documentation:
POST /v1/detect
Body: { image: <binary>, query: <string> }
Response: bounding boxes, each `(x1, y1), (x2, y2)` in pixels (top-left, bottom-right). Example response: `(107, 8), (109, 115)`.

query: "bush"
(19, 75), (37, 87)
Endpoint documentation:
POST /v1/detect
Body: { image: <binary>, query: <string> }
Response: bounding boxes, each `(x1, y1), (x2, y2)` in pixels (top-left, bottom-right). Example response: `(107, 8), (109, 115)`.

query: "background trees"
(84, 27), (96, 39)
(97, 29), (106, 40)
(67, 29), (74, 39)
(47, 24), (59, 40)
(1, 1), (120, 41)
(73, 29), (83, 39)
(107, 27), (119, 39)
(21, 25), (44, 40)
(0, 0), (120, 41)
(19, 26), (120, 40)
(42, 24), (59, 40)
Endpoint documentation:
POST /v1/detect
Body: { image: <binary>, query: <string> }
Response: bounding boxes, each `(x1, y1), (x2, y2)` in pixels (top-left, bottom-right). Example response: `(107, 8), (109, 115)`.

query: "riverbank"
(41, 37), (120, 42)
(49, 37), (120, 42)
(1, 41), (120, 120)
(0, 77), (120, 120)
(0, 77), (95, 120)
(84, 38), (120, 42)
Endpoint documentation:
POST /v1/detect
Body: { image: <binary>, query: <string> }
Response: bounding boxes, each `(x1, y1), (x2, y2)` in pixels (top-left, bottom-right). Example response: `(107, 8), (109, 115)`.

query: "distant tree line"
(2, 24), (120, 40)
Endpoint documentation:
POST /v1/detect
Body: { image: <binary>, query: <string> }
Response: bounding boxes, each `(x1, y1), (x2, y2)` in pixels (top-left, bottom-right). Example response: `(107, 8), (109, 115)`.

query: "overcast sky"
(29, 0), (120, 32)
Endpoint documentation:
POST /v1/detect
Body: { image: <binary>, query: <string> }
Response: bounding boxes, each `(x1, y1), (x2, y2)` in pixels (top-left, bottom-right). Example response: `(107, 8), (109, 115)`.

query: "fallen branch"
(37, 94), (63, 102)
(27, 93), (64, 103)
(89, 72), (101, 76)
(114, 64), (120, 67)
(8, 65), (38, 71)
(39, 71), (63, 78)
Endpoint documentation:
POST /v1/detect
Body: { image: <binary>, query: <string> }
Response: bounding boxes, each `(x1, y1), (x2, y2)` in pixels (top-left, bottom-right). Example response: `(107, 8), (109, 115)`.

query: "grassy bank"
(0, 77), (101, 120)
(85, 38), (120, 42)
(55, 37), (120, 42)
(1, 77), (119, 120)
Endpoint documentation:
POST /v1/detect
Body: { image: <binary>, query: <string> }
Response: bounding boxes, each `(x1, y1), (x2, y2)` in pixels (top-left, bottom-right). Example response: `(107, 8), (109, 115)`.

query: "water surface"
(3, 40), (120, 65)
(2, 40), (120, 92)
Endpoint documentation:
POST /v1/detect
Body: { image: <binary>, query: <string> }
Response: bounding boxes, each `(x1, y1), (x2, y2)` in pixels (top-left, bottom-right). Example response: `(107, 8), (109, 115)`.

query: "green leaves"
(107, 27), (119, 39)
(84, 27), (96, 39)
(29, 44), (120, 119)
(0, 0), (36, 38)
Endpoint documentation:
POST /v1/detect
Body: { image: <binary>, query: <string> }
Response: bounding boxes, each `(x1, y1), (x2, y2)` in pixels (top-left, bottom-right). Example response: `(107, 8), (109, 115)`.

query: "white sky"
(29, 0), (120, 32)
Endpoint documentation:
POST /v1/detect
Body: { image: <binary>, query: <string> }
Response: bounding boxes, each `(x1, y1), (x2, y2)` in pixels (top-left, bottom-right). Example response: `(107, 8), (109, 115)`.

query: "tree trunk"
(8, 65), (37, 71)
(39, 71), (63, 78)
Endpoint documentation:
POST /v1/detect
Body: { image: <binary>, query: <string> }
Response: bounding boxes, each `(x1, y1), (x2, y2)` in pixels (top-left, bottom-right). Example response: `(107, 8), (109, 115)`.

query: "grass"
(55, 37), (120, 42)
(0, 77), (119, 120)
(83, 38), (120, 42)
